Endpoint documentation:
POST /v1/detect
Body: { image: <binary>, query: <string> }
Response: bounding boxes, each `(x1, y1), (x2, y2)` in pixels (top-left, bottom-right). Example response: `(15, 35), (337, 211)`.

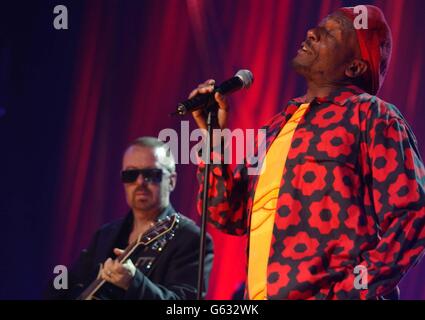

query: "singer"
(190, 5), (425, 300)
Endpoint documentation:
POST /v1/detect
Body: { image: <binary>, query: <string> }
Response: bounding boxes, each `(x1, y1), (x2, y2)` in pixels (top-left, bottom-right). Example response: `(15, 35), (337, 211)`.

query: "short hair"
(128, 136), (176, 173)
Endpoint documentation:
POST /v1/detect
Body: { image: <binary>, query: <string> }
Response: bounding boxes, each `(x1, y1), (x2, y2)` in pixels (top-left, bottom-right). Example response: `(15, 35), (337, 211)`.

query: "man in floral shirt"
(189, 5), (425, 299)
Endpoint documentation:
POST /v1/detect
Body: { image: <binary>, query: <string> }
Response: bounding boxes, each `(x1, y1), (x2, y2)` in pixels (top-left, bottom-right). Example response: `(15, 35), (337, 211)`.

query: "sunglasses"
(121, 168), (164, 184)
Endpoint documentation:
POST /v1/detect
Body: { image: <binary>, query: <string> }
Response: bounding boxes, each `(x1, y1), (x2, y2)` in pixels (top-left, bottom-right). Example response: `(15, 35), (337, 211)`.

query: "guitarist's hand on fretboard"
(100, 248), (137, 290)
(77, 214), (179, 300)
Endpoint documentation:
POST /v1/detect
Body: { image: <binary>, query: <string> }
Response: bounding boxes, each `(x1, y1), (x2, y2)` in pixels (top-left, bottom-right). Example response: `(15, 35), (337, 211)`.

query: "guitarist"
(45, 137), (214, 300)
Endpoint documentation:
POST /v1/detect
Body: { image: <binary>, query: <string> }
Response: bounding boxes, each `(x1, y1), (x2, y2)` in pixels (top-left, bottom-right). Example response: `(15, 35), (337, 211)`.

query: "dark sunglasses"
(121, 168), (164, 184)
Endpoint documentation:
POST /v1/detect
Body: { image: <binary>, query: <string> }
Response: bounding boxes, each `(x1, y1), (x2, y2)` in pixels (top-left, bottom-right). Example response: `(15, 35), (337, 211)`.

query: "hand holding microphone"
(190, 79), (229, 130)
(175, 69), (254, 130)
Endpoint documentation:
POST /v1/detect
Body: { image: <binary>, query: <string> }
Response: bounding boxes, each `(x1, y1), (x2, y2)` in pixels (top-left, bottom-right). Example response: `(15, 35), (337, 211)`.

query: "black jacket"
(45, 205), (214, 299)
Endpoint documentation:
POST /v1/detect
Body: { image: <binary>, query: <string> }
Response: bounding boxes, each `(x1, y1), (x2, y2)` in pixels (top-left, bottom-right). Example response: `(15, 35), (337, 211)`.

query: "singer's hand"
(189, 79), (229, 130)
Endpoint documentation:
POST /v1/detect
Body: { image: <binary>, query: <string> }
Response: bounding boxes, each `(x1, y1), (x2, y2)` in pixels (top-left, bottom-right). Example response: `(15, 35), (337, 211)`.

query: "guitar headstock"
(136, 214), (179, 246)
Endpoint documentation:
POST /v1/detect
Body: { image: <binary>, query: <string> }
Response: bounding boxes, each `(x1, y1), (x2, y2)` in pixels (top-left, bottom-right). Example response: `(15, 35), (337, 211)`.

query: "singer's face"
(292, 12), (360, 84)
(122, 145), (176, 218)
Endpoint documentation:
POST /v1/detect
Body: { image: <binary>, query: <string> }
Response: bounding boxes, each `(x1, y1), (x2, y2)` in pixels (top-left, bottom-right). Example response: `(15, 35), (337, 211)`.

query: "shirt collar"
(156, 204), (176, 221)
(289, 85), (366, 106)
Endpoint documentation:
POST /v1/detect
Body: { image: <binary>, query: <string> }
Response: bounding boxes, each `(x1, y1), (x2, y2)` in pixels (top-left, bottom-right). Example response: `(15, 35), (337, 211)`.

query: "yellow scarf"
(248, 103), (309, 299)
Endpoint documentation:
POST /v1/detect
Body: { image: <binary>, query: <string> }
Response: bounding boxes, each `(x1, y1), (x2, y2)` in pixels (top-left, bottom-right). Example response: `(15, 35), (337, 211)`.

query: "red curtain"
(51, 0), (425, 299)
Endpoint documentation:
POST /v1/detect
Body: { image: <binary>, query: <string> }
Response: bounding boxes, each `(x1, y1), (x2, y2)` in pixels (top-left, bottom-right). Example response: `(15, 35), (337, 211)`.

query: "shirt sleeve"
(43, 230), (101, 300)
(196, 145), (250, 236)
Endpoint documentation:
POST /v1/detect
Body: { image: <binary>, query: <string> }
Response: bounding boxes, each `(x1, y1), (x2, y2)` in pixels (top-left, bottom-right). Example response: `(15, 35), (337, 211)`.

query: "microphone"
(173, 69), (254, 116)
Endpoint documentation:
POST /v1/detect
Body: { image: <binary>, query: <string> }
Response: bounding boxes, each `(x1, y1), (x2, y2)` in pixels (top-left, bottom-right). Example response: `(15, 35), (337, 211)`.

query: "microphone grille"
(235, 69), (254, 88)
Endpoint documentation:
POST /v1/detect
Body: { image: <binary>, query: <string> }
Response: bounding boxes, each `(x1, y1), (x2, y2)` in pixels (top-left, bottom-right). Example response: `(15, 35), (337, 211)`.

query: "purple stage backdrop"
(0, 0), (424, 299)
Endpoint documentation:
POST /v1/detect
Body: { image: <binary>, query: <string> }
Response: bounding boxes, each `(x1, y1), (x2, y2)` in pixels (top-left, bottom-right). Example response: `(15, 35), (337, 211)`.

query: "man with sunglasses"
(46, 137), (214, 299)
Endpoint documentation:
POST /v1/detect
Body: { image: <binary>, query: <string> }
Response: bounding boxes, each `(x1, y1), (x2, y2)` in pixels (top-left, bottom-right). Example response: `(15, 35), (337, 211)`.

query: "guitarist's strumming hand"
(99, 248), (137, 290)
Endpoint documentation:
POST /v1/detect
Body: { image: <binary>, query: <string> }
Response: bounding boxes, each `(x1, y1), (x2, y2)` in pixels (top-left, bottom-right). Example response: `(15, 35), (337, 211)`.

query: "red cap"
(337, 5), (392, 95)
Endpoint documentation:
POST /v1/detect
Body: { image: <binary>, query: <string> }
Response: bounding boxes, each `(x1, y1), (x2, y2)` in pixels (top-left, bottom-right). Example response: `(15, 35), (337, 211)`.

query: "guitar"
(76, 213), (179, 300)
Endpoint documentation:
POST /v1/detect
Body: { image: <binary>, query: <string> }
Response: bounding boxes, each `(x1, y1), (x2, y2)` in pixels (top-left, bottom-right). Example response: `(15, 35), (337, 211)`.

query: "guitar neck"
(116, 240), (140, 263)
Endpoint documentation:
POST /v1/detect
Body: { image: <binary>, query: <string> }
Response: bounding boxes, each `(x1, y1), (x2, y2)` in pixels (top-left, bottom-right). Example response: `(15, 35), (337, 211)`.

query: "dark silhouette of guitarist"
(45, 137), (214, 300)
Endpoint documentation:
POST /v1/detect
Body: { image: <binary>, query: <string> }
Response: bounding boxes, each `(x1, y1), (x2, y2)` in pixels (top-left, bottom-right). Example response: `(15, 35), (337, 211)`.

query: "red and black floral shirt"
(197, 85), (425, 299)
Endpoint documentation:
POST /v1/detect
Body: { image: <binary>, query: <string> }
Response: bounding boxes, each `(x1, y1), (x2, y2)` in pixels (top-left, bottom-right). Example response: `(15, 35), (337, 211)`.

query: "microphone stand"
(196, 97), (218, 300)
